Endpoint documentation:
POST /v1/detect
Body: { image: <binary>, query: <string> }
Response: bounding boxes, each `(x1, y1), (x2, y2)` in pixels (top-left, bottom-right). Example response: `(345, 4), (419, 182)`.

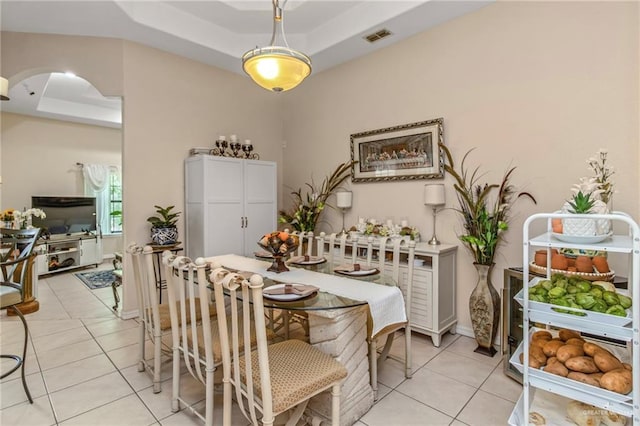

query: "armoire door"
(243, 160), (277, 256)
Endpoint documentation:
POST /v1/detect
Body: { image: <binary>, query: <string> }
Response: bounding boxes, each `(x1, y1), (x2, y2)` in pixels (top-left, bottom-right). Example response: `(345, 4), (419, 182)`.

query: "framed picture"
(350, 118), (444, 183)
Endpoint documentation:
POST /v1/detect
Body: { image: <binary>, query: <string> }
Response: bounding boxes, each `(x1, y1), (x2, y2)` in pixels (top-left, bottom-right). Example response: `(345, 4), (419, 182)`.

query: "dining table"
(204, 253), (408, 426)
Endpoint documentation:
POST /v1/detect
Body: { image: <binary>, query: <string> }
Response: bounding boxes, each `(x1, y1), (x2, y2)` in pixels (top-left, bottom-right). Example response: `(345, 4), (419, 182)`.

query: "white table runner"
(206, 254), (407, 337)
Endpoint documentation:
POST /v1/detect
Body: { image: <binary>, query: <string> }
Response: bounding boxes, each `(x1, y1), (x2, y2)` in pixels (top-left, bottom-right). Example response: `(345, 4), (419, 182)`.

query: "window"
(108, 172), (122, 234)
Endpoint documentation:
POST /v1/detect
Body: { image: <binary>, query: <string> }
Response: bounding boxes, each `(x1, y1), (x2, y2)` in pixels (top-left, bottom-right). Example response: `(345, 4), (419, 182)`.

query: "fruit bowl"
(257, 231), (299, 273)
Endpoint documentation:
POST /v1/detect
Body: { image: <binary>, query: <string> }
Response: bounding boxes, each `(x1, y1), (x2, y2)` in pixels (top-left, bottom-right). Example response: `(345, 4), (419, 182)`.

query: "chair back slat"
(212, 268), (272, 426)
(128, 244), (162, 335)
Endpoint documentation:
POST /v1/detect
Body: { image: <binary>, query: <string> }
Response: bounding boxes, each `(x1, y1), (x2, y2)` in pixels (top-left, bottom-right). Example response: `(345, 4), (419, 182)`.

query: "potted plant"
(278, 160), (355, 232)
(147, 205), (180, 245)
(440, 143), (536, 356)
(561, 177), (611, 237)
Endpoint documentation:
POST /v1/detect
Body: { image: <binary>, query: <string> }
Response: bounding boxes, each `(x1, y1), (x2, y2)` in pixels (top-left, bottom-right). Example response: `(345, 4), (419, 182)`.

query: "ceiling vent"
(364, 29), (393, 43)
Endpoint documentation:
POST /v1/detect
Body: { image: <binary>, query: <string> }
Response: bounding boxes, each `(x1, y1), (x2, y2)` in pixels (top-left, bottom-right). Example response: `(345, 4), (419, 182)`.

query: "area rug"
(74, 269), (116, 290)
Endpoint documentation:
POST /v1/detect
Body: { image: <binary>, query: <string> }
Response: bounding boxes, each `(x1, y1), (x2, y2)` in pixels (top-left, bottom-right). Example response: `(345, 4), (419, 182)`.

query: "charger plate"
(529, 262), (614, 282)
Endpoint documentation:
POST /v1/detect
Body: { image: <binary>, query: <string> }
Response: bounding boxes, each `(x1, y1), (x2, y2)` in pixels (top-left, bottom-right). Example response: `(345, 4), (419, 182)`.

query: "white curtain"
(82, 164), (118, 235)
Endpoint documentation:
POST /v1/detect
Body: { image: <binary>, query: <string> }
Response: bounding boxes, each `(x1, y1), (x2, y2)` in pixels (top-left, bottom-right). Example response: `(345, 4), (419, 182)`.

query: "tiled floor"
(1, 263), (521, 425)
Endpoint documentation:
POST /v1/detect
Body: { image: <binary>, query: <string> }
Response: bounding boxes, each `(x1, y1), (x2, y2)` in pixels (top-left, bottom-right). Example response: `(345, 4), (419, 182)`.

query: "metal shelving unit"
(510, 212), (639, 425)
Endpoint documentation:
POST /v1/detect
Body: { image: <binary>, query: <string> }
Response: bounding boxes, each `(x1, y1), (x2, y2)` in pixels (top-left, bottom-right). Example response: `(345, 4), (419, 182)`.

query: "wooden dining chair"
(368, 237), (416, 399)
(211, 267), (348, 426)
(163, 253), (220, 426)
(291, 230), (314, 257)
(128, 243), (215, 393)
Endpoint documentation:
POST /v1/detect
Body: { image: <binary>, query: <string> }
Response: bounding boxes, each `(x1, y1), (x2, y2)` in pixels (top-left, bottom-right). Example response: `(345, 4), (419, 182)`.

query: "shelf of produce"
(509, 330), (633, 415)
(517, 212), (639, 425)
(509, 388), (631, 426)
(514, 277), (634, 340)
(529, 232), (634, 254)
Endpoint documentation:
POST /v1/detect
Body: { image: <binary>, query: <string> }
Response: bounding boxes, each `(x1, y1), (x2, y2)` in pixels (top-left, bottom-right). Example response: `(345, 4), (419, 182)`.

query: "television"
(31, 196), (97, 236)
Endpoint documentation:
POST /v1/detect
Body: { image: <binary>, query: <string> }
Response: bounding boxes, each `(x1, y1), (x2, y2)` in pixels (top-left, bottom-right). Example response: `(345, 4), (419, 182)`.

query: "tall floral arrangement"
(278, 161), (355, 232)
(440, 143), (536, 265)
(587, 149), (614, 204)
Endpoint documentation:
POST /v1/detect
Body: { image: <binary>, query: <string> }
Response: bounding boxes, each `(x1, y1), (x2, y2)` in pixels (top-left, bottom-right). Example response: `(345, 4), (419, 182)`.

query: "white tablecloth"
(206, 254), (407, 337)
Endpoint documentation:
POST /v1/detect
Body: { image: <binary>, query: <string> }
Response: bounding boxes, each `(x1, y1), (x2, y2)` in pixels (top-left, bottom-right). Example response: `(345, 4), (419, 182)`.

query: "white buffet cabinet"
(35, 233), (101, 276)
(185, 155), (277, 259)
(321, 238), (458, 346)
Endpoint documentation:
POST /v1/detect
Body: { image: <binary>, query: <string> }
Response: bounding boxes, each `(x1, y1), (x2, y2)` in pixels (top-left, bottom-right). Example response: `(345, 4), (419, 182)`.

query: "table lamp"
(424, 184), (445, 245)
(336, 191), (353, 235)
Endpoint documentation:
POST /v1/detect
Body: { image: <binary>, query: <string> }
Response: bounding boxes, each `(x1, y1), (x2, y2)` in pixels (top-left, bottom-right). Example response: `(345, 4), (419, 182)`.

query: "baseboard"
(454, 324), (503, 347)
(120, 309), (139, 320)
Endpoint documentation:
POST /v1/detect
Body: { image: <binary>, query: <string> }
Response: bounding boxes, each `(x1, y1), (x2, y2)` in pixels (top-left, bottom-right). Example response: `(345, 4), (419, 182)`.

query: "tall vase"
(469, 263), (500, 357)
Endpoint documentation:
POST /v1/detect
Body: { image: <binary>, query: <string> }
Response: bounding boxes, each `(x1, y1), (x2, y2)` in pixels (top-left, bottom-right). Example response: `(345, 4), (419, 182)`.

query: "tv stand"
(36, 234), (100, 276)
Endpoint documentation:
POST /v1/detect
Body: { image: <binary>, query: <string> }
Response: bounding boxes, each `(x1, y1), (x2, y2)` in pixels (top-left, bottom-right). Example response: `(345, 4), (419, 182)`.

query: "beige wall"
(2, 32), (285, 317)
(282, 1), (639, 336)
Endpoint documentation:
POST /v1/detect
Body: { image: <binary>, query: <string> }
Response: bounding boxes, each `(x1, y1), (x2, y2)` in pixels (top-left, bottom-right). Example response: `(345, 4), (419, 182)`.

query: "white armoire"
(185, 155), (277, 258)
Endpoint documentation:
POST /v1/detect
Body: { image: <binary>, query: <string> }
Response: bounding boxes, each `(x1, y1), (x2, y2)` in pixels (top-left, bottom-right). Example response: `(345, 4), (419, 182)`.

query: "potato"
(532, 330), (552, 341)
(593, 351), (623, 373)
(565, 337), (586, 347)
(600, 368), (633, 394)
(531, 339), (548, 350)
(532, 345), (548, 364)
(559, 329), (581, 341)
(544, 360), (569, 377)
(567, 371), (601, 387)
(583, 341), (613, 357)
(589, 372), (604, 385)
(622, 363), (632, 371)
(543, 340), (565, 357)
(519, 352), (544, 369)
(565, 356), (599, 373)
(556, 344), (584, 363)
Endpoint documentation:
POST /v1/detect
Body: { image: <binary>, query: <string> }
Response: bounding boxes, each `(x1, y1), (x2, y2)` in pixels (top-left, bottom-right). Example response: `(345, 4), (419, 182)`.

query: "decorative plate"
(551, 232), (613, 244)
(253, 251), (274, 259)
(262, 283), (318, 301)
(334, 265), (379, 277)
(289, 256), (327, 265)
(529, 262), (615, 282)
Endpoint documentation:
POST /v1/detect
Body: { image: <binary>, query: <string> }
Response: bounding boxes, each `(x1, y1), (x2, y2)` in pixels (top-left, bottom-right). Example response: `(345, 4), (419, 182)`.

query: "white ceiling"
(0, 0), (491, 127)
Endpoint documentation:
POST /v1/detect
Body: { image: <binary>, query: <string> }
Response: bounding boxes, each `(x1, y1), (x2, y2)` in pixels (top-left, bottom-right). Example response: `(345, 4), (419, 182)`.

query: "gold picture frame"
(350, 118), (444, 182)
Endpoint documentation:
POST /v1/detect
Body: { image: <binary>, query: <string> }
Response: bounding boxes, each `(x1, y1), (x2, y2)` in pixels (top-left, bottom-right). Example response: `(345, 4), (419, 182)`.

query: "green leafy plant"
(278, 160), (356, 232)
(147, 205), (180, 228)
(440, 143), (536, 265)
(568, 191), (595, 214)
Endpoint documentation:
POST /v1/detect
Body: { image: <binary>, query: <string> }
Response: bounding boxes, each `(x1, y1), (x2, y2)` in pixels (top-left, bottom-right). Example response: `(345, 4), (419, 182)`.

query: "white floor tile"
(42, 353), (116, 393)
(444, 335), (503, 367)
(31, 326), (93, 353)
(0, 372), (48, 409)
(37, 338), (103, 371)
(456, 389), (516, 426)
(479, 361), (523, 403)
(0, 395), (56, 426)
(59, 394), (157, 426)
(49, 371), (134, 421)
(396, 368), (477, 418)
(425, 351), (495, 388)
(360, 390), (453, 426)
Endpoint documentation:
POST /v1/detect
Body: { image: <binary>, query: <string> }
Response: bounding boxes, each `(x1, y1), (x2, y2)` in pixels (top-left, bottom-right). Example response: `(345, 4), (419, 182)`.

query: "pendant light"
(242, 0), (311, 93)
(0, 77), (9, 101)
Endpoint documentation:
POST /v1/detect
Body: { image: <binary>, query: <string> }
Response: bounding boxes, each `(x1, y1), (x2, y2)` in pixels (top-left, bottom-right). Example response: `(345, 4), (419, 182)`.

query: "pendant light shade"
(0, 77), (9, 101)
(242, 0), (311, 93)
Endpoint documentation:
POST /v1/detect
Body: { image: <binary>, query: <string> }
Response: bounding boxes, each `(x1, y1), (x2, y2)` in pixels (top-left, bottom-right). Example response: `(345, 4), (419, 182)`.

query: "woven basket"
(529, 262), (615, 282)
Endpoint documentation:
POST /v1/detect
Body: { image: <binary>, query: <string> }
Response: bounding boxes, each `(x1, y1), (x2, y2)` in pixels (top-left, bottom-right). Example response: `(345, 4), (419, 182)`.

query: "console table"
(319, 237), (458, 347)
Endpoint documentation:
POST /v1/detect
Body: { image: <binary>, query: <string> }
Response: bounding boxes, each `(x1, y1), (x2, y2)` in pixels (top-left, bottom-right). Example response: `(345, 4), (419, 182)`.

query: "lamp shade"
(424, 184), (445, 206)
(0, 77), (9, 101)
(242, 46), (311, 93)
(336, 191), (353, 209)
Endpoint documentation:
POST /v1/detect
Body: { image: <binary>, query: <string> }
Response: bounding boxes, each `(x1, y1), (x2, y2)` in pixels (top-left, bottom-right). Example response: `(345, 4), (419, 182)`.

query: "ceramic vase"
(469, 263), (500, 357)
(150, 225), (178, 246)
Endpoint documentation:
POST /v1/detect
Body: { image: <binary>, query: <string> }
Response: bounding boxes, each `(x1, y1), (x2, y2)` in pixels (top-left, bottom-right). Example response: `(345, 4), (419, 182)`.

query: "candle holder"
(211, 136), (260, 159)
(424, 184), (445, 245)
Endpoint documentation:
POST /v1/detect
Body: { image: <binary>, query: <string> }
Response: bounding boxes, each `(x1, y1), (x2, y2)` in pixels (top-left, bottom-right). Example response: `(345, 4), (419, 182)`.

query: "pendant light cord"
(269, 0), (290, 49)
